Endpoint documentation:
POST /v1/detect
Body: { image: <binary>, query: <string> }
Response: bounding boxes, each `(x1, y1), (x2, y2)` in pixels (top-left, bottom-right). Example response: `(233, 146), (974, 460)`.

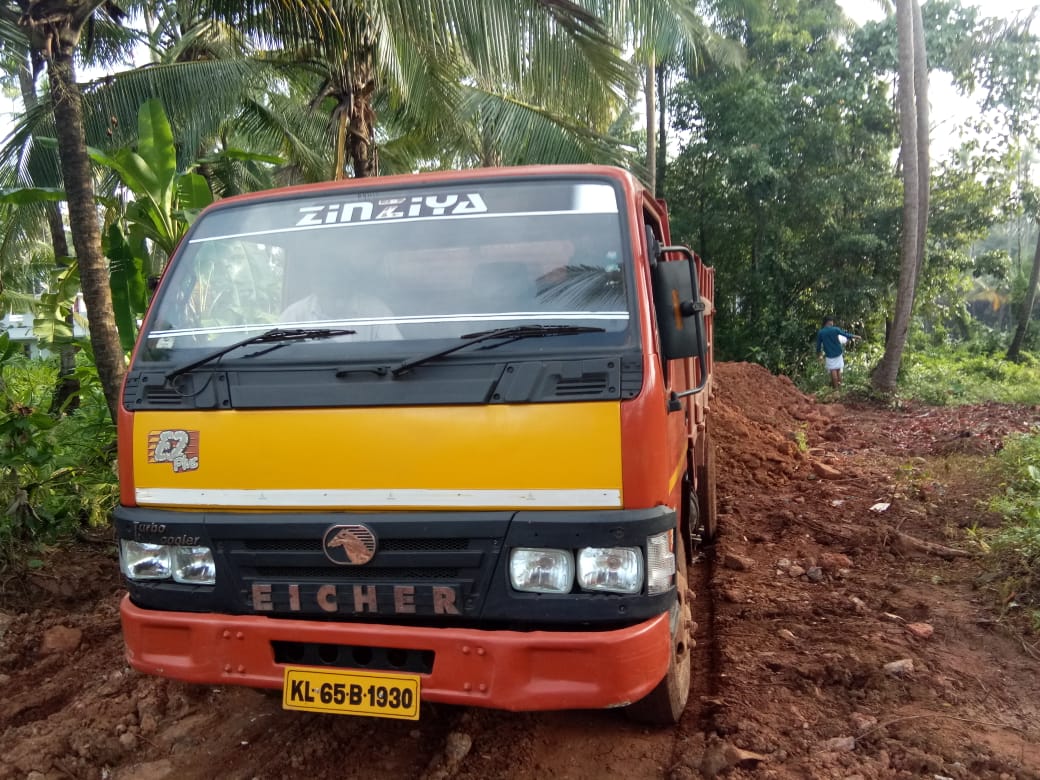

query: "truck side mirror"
(650, 246), (709, 392)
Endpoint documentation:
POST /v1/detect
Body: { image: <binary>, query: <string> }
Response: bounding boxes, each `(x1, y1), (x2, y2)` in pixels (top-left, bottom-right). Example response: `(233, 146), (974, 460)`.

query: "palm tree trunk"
(47, 50), (126, 422)
(656, 63), (667, 197)
(348, 110), (373, 178)
(872, 0), (920, 393)
(334, 109), (348, 181)
(347, 58), (378, 178)
(644, 63), (656, 196)
(1007, 224), (1040, 361)
(910, 0), (930, 294)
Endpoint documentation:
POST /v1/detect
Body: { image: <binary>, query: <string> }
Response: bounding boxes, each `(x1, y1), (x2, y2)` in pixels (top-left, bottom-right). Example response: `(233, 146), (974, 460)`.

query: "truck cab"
(116, 165), (715, 724)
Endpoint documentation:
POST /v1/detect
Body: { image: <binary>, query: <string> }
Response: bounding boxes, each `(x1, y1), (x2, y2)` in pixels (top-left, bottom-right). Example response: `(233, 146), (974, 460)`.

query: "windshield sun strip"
(149, 312), (631, 339)
(186, 207), (619, 245)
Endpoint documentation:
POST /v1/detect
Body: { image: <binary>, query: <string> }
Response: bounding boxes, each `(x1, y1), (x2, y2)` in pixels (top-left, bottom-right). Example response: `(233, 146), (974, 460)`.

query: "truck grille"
(209, 519), (506, 619)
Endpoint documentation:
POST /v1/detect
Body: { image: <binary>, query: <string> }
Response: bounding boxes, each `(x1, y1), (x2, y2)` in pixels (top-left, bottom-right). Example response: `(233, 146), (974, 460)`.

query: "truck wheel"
(625, 537), (692, 725)
(696, 419), (718, 541)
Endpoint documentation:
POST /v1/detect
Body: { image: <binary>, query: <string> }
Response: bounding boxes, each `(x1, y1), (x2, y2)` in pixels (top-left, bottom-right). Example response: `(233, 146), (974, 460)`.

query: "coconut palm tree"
(3, 0), (131, 422)
(0, 0), (285, 417)
(585, 0), (752, 194)
(203, 0), (634, 178)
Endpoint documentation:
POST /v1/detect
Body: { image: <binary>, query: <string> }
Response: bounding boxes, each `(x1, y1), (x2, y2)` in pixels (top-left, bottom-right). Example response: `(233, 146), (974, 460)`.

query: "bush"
(0, 339), (116, 566)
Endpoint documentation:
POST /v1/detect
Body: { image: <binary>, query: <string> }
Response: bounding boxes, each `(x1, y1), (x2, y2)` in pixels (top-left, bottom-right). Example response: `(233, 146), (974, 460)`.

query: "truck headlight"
(509, 548), (574, 593)
(120, 540), (172, 580)
(646, 531), (676, 594)
(577, 547), (643, 594)
(120, 540), (216, 585)
(172, 546), (217, 585)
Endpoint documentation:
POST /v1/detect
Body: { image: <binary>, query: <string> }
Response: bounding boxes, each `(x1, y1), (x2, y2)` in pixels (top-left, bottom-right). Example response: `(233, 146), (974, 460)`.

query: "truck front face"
(116, 172), (681, 713)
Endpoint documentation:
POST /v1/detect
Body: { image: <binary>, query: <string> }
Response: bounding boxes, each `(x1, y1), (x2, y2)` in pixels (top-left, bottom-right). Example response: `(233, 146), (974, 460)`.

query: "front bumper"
(120, 596), (672, 711)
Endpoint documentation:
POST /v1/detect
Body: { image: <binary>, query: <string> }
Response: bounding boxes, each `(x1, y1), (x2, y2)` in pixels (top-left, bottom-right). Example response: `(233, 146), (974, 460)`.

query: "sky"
(839, 0), (1038, 25)
(838, 0), (1037, 25)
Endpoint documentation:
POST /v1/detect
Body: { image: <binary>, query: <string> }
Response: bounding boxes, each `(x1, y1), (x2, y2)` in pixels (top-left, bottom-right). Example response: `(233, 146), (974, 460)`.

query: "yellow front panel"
(133, 403), (622, 509)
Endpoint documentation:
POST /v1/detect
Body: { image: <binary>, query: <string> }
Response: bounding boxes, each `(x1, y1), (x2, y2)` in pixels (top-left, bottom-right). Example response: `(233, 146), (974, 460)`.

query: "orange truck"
(115, 164), (716, 724)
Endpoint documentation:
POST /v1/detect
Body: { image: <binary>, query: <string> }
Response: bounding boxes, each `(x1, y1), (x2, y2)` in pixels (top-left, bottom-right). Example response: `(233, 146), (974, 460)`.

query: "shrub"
(0, 338), (116, 566)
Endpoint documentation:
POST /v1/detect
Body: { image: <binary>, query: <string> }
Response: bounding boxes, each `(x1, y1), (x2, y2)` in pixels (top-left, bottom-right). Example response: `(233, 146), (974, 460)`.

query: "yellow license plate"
(282, 666), (421, 720)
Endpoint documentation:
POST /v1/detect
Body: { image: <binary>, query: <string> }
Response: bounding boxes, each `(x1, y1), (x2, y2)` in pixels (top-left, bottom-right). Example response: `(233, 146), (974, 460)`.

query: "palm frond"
(79, 13), (144, 71)
(374, 14), (461, 127)
(231, 91), (335, 184)
(0, 198), (55, 298)
(201, 0), (342, 50)
(378, 0), (633, 109)
(0, 8), (28, 57)
(0, 99), (61, 187)
(159, 18), (253, 63)
(80, 58), (279, 164)
(457, 85), (633, 168)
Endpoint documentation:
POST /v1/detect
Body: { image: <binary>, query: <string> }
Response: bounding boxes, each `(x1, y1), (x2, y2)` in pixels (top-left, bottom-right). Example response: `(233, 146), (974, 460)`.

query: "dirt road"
(3, 362), (1040, 779)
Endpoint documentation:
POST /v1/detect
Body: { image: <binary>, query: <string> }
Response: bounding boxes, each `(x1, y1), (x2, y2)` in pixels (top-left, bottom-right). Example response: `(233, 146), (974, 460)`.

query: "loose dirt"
(3, 362), (1040, 779)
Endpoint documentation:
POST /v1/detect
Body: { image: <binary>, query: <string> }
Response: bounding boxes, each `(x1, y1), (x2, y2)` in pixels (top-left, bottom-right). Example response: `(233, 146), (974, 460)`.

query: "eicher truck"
(116, 164), (716, 724)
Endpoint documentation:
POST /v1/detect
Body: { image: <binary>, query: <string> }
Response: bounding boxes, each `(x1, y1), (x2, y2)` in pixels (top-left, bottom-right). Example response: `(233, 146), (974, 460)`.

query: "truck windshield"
(138, 179), (632, 364)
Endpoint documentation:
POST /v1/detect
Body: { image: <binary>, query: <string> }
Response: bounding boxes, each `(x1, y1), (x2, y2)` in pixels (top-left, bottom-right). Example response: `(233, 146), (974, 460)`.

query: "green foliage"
(93, 98), (215, 255)
(96, 99), (215, 350)
(898, 347), (1040, 406)
(0, 341), (117, 566)
(0, 186), (65, 205)
(32, 260), (81, 349)
(988, 432), (1040, 629)
(105, 221), (147, 353)
(665, 0), (900, 374)
(798, 337), (886, 402)
(792, 337), (1040, 406)
(666, 0), (1029, 376)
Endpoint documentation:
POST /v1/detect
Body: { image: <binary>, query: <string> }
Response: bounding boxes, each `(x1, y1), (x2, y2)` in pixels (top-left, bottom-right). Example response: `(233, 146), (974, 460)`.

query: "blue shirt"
(816, 325), (855, 358)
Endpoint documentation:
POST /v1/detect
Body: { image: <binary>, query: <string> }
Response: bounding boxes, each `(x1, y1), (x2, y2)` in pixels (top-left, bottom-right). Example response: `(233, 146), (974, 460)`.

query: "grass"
(899, 349), (1040, 406)
(988, 433), (1040, 632)
(797, 343), (1040, 407)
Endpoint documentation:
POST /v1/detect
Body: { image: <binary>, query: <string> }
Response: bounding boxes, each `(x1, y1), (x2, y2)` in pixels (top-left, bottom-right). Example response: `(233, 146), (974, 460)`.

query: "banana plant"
(32, 260), (81, 349)
(1, 100), (217, 354)
(90, 99), (215, 350)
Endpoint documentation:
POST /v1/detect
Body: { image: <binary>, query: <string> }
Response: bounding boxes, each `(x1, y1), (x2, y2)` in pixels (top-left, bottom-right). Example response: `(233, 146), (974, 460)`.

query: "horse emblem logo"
(323, 525), (377, 565)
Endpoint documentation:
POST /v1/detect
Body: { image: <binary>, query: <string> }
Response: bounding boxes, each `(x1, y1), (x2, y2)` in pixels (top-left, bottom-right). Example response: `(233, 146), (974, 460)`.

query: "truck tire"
(696, 418), (718, 541)
(625, 536), (692, 725)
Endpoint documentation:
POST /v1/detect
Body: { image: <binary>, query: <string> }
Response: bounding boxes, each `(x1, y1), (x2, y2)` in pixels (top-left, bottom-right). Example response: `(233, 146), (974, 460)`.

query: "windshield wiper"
(390, 324), (605, 378)
(166, 327), (356, 382)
